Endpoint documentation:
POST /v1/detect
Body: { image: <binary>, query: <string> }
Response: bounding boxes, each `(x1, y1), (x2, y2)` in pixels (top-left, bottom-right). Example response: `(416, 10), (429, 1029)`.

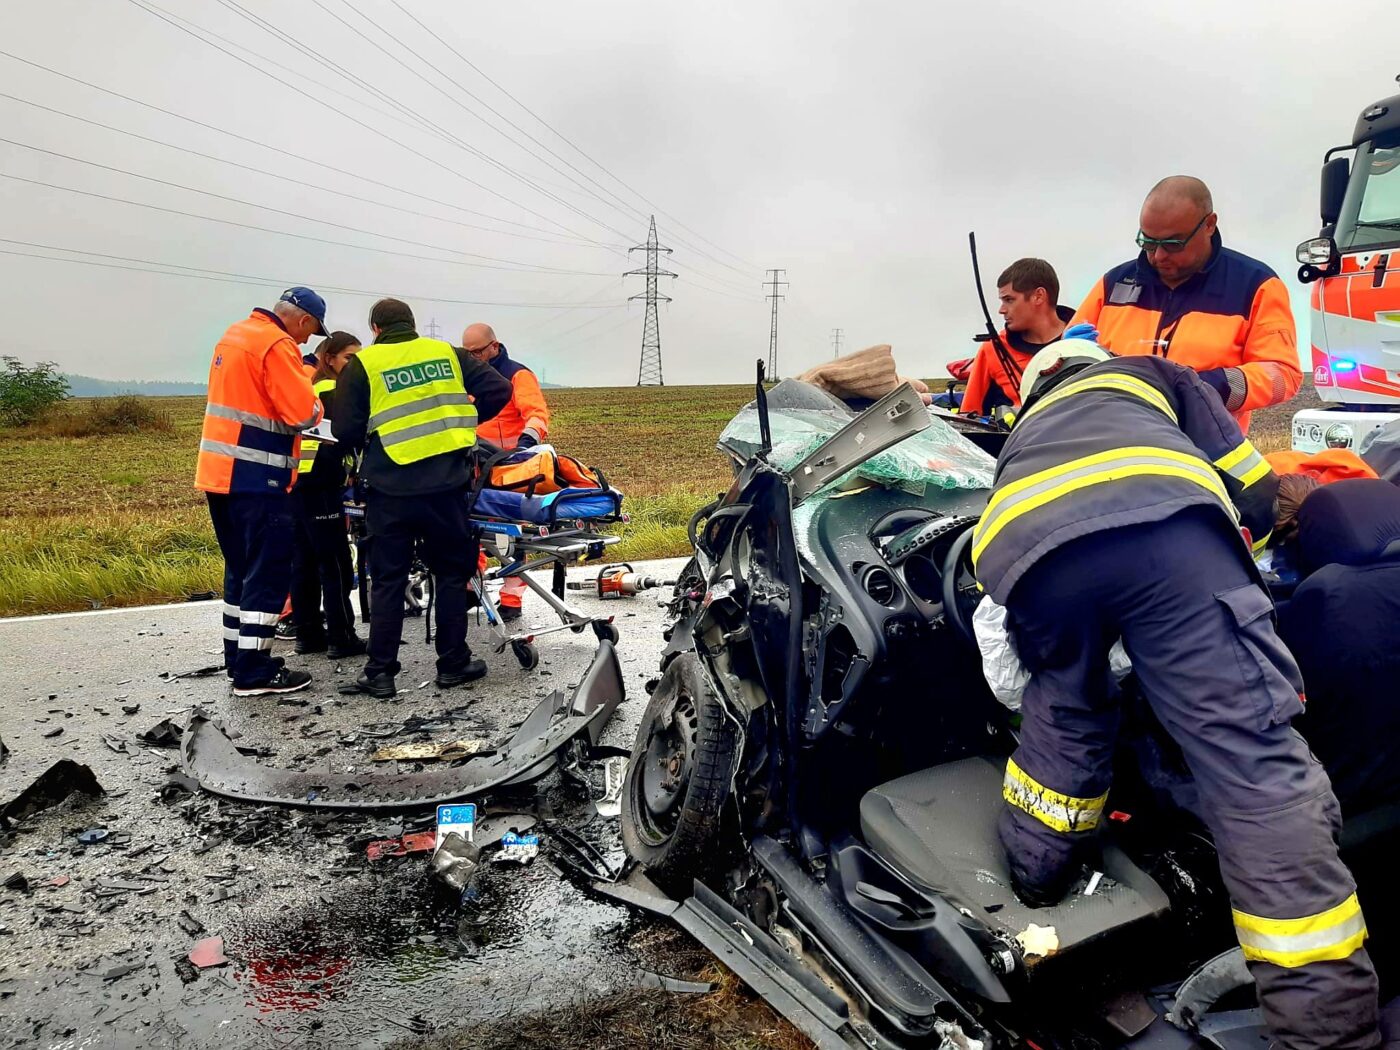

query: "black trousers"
(364, 486), (477, 678)
(206, 491), (294, 688)
(290, 484), (356, 645)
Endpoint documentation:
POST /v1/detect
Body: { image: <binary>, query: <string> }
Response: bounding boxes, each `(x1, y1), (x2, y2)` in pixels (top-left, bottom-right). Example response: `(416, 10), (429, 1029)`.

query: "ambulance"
(1294, 78), (1400, 452)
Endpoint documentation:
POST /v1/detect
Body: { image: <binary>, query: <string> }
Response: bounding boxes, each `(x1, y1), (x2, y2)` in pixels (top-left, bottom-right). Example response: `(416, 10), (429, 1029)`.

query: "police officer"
(332, 298), (511, 698)
(1071, 176), (1301, 433)
(196, 287), (327, 697)
(973, 339), (1379, 1048)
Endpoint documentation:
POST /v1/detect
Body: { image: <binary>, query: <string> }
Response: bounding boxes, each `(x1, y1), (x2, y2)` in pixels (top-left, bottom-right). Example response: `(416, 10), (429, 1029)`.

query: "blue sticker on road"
(500, 833), (539, 847)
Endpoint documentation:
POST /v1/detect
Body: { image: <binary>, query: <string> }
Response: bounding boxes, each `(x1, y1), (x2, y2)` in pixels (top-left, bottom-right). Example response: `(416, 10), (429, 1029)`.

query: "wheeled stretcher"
(469, 486), (628, 669)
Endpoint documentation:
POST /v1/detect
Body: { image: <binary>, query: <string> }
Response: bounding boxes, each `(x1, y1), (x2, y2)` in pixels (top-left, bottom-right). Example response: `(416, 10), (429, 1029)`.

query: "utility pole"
(764, 269), (788, 379)
(831, 328), (844, 359)
(425, 317), (441, 340)
(625, 215), (676, 386)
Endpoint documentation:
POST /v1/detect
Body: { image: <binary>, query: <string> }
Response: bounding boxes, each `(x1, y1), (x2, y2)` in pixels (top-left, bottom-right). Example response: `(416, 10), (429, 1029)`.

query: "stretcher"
(469, 486), (628, 669)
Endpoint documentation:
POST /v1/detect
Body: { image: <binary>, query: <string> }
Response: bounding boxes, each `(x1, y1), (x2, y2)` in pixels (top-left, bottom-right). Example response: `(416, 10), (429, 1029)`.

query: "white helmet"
(1018, 338), (1113, 404)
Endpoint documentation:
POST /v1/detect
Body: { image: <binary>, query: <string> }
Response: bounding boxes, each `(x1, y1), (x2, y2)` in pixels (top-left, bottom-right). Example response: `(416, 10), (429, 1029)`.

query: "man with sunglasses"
(1071, 176), (1301, 433)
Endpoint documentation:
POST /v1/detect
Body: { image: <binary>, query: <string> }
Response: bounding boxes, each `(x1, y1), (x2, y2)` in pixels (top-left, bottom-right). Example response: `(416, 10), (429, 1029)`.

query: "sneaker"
(295, 637), (328, 656)
(436, 659), (488, 689)
(327, 635), (368, 660)
(499, 605), (522, 623)
(232, 667), (313, 698)
(339, 672), (396, 699)
(274, 620), (297, 640)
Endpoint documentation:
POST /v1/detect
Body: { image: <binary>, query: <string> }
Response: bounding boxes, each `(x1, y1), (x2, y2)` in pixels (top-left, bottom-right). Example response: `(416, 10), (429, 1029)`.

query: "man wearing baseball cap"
(195, 287), (331, 696)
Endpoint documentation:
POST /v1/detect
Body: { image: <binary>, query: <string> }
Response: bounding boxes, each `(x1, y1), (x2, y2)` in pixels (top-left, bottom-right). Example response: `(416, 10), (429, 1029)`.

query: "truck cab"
(1294, 82), (1400, 452)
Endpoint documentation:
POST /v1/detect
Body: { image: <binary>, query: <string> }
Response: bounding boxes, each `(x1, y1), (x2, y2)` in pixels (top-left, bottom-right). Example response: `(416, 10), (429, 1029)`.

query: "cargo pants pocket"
(1215, 583), (1306, 731)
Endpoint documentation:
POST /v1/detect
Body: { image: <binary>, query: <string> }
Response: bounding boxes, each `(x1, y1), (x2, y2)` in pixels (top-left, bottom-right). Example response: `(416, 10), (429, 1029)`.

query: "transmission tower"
(425, 317), (441, 339)
(831, 328), (844, 359)
(625, 215), (676, 386)
(765, 269), (788, 378)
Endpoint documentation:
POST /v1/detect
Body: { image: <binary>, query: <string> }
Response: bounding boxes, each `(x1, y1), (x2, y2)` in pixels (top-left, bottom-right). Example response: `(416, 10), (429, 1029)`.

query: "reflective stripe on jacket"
(356, 337), (477, 465)
(972, 355), (1279, 604)
(195, 310), (322, 495)
(298, 377), (336, 475)
(1071, 231), (1301, 434)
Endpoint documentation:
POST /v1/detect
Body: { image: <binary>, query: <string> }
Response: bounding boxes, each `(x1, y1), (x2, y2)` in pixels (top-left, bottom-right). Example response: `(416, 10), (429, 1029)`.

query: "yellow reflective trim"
(1002, 759), (1107, 834)
(1251, 530), (1272, 556)
(1239, 458), (1272, 488)
(973, 461), (1232, 565)
(980, 446), (1221, 521)
(1018, 373), (1178, 427)
(1214, 441), (1257, 473)
(1234, 894), (1361, 938)
(1235, 894), (1368, 968)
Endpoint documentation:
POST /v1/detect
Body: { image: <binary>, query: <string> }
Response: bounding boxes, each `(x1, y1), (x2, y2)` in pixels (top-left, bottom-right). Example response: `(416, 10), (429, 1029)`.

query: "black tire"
(512, 640), (539, 670)
(621, 653), (740, 889)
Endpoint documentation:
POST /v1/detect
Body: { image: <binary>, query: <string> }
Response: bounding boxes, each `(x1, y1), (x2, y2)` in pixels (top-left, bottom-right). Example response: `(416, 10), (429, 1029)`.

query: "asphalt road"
(0, 559), (689, 1049)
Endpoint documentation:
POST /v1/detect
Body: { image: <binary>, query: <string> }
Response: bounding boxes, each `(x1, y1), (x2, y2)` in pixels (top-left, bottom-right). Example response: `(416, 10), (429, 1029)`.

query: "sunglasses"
(464, 342), (497, 355)
(1136, 213), (1209, 255)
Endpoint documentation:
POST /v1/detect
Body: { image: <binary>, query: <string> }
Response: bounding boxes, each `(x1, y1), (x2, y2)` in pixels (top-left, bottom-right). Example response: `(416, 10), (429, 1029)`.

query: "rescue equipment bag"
(485, 444), (606, 496)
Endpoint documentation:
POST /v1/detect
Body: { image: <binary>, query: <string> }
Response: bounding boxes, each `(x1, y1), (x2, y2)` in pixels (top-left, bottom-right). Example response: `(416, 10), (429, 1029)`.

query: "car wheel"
(621, 653), (739, 889)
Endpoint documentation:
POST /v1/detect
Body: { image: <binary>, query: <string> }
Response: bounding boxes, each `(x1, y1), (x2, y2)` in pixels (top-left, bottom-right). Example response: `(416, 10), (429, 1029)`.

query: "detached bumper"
(180, 641), (625, 810)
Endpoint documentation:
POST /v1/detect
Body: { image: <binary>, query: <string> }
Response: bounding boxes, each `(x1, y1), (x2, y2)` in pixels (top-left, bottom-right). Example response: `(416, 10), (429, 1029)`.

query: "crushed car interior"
(617, 370), (1400, 1050)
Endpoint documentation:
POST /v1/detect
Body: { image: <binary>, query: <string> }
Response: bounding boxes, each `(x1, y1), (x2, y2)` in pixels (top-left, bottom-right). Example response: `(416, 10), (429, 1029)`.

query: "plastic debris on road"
(0, 761), (103, 823)
(370, 739), (490, 763)
(367, 831), (436, 862)
(431, 832), (481, 894)
(495, 832), (541, 865)
(188, 936), (229, 969)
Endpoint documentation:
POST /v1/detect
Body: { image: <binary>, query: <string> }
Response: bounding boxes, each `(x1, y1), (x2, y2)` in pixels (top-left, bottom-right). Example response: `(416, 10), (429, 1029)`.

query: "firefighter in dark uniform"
(973, 338), (1380, 1049)
(332, 298), (512, 699)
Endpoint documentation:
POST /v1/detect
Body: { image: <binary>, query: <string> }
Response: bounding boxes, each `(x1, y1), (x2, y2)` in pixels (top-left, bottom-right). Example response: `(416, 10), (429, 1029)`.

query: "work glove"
(1060, 322), (1100, 344)
(516, 431), (539, 450)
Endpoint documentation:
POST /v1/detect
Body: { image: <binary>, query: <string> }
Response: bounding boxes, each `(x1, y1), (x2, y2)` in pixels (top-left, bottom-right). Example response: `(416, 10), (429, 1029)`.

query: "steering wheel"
(940, 526), (981, 647)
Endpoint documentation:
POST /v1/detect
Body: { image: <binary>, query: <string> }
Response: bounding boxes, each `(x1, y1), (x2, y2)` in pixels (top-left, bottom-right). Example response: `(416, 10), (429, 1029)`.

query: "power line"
(122, 0), (609, 245)
(765, 269), (788, 379)
(0, 141), (616, 275)
(358, 0), (761, 289)
(625, 217), (676, 386)
(0, 238), (624, 307)
(831, 328), (844, 359)
(389, 0), (761, 278)
(0, 49), (608, 246)
(0, 89), (604, 249)
(321, 0), (638, 242)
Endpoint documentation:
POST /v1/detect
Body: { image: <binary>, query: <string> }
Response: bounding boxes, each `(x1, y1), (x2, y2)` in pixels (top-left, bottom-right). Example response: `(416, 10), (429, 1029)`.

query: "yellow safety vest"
(297, 377), (337, 475)
(358, 338), (477, 465)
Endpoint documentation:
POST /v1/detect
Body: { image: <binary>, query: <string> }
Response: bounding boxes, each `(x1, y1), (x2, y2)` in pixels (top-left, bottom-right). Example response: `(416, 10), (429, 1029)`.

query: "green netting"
(719, 405), (995, 496)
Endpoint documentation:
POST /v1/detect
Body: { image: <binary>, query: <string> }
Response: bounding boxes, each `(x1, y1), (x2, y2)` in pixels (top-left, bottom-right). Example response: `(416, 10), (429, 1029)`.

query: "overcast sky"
(2, 0), (1397, 386)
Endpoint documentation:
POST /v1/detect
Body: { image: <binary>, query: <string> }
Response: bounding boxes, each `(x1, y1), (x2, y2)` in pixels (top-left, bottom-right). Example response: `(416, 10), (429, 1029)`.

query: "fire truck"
(1293, 79), (1400, 451)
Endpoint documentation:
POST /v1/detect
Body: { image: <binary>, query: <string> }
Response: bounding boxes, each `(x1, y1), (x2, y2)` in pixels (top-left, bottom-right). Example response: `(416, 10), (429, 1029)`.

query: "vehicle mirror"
(1296, 236), (1339, 283)
(1321, 155), (1350, 226)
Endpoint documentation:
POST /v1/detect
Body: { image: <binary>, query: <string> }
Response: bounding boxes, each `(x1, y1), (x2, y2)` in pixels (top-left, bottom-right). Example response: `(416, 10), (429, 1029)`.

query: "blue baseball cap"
(279, 286), (330, 336)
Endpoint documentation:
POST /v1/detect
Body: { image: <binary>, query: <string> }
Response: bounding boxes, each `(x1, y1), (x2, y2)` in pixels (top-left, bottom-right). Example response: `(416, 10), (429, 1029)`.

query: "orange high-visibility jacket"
(195, 309), (323, 495)
(960, 307), (1075, 419)
(1265, 448), (1379, 485)
(1072, 231), (1301, 433)
(475, 345), (550, 449)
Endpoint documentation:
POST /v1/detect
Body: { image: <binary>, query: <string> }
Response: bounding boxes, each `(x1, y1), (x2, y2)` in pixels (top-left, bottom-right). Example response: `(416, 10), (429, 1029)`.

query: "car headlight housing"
(1324, 423), (1354, 449)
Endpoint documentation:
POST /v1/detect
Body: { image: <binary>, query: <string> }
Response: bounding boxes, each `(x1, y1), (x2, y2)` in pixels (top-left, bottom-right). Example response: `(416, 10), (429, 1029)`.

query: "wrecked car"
(618, 375), (1400, 1048)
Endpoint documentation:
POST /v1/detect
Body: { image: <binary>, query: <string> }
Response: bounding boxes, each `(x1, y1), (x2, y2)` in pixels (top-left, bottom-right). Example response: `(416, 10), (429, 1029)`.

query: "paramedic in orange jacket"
(461, 323), (550, 449)
(960, 257), (1072, 422)
(195, 288), (327, 698)
(462, 322), (552, 621)
(1072, 176), (1301, 433)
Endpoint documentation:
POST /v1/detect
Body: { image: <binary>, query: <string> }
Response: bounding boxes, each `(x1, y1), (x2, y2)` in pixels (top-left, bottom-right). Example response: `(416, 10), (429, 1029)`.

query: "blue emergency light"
(1334, 358), (1359, 373)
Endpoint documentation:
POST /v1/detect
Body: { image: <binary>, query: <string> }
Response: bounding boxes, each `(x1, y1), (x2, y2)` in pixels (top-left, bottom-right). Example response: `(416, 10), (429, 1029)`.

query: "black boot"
(339, 672), (396, 699)
(436, 659), (488, 689)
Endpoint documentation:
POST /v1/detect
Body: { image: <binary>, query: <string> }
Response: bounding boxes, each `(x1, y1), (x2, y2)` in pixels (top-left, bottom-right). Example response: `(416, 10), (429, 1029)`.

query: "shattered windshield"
(718, 383), (996, 496)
